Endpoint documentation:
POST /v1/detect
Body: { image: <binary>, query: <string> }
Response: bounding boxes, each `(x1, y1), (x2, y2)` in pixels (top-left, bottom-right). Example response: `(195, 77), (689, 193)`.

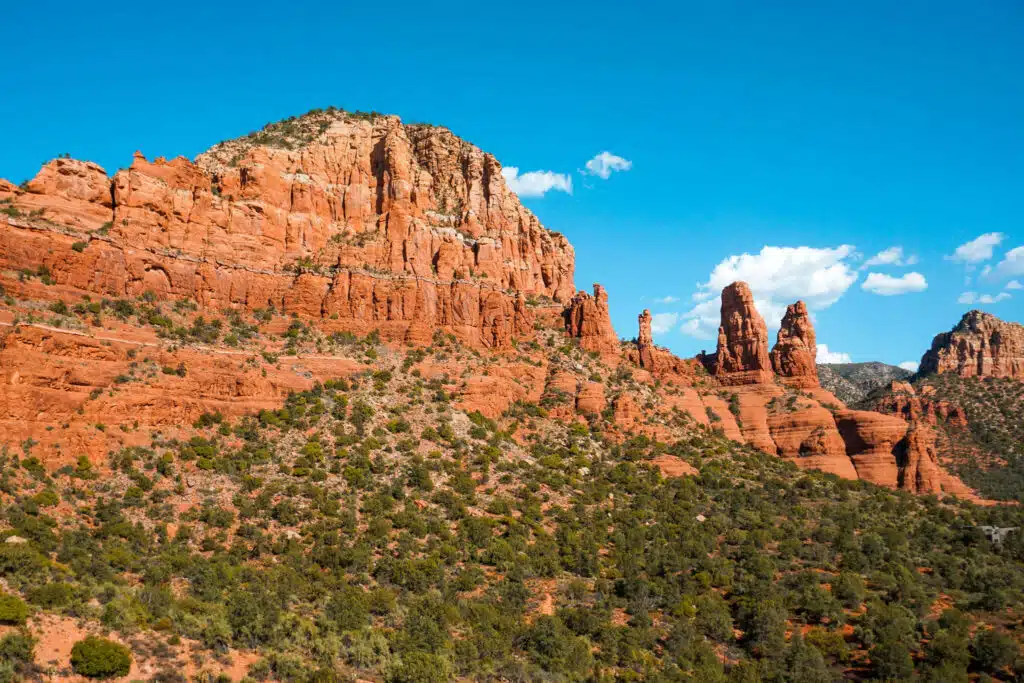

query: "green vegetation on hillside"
(918, 374), (1024, 503)
(2, 341), (1024, 681)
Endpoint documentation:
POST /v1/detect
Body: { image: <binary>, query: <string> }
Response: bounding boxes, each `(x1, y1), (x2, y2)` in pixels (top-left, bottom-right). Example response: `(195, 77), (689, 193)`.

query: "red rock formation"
(898, 423), (975, 497)
(625, 311), (702, 378)
(834, 409), (908, 487)
(0, 111), (576, 349)
(18, 158), (113, 231)
(575, 382), (607, 415)
(920, 310), (1024, 379)
(563, 284), (619, 354)
(613, 393), (641, 426)
(637, 309), (655, 370)
(770, 301), (818, 388)
(673, 282), (982, 499)
(0, 321), (362, 465)
(704, 282), (773, 385)
(869, 381), (968, 428)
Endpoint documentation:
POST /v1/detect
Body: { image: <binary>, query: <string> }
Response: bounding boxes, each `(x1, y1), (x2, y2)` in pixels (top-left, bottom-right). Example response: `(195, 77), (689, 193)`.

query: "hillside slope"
(0, 298), (1022, 680)
(863, 374), (1024, 503)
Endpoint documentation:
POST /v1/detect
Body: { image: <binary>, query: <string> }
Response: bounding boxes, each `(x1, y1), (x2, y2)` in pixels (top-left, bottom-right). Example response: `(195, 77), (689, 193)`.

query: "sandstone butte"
(0, 108), (993, 501)
(920, 309), (1024, 380)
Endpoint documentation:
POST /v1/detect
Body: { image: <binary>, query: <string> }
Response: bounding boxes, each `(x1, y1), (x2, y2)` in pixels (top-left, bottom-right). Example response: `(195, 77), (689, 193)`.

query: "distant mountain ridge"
(817, 361), (913, 405)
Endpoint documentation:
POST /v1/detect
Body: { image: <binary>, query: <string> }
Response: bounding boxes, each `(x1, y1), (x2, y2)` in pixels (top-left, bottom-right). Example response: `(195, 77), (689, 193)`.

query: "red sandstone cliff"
(868, 381), (968, 427)
(920, 310), (1024, 380)
(0, 110), (574, 349)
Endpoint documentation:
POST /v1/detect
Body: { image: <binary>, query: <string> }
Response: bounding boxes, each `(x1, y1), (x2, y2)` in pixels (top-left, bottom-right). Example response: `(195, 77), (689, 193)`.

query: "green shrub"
(28, 582), (74, 608)
(0, 595), (29, 625)
(0, 629), (36, 674)
(387, 651), (452, 683)
(70, 636), (132, 678)
(973, 628), (1018, 673)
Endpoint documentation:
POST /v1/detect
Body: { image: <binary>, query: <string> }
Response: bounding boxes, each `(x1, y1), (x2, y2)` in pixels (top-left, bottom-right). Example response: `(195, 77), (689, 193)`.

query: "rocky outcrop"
(834, 409), (909, 487)
(625, 309), (703, 379)
(868, 381), (968, 427)
(0, 322), (362, 465)
(637, 309), (655, 370)
(702, 282), (773, 385)
(0, 110), (575, 349)
(920, 310), (1024, 380)
(563, 284), (619, 354)
(770, 301), (818, 388)
(575, 382), (607, 415)
(897, 423), (974, 497)
(680, 282), (980, 499)
(18, 158), (113, 231)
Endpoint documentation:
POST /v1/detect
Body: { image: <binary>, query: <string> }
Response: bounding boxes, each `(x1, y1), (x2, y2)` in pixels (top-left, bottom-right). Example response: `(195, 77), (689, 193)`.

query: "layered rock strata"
(920, 310), (1024, 379)
(0, 111), (575, 348)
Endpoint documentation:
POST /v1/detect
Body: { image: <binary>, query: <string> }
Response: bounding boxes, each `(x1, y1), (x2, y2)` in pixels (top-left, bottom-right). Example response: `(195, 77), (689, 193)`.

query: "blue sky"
(3, 1), (1023, 368)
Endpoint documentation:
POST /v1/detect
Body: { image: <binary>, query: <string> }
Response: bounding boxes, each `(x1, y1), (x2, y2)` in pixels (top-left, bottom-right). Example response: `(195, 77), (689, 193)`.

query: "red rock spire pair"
(702, 282), (818, 387)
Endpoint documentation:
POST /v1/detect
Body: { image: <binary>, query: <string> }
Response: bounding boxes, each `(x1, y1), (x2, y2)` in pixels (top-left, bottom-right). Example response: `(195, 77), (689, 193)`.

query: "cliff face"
(770, 301), (818, 388)
(920, 310), (1024, 380)
(0, 110), (575, 348)
(867, 381), (968, 427)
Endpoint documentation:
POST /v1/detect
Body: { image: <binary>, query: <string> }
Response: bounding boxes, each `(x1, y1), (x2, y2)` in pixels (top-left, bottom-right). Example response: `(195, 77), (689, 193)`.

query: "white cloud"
(501, 166), (572, 198)
(947, 232), (1004, 264)
(653, 295), (679, 304)
(1006, 280), (1023, 290)
(680, 317), (715, 341)
(681, 245), (859, 339)
(959, 291), (1011, 305)
(650, 312), (679, 335)
(899, 361), (920, 372)
(991, 246), (1024, 279)
(816, 344), (852, 364)
(582, 151), (632, 179)
(861, 272), (928, 296)
(861, 246), (918, 269)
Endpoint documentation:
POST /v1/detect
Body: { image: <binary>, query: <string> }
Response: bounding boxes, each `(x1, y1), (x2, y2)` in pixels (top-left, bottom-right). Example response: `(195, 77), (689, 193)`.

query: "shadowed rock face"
(770, 301), (818, 388)
(0, 111), (575, 349)
(920, 310), (1024, 379)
